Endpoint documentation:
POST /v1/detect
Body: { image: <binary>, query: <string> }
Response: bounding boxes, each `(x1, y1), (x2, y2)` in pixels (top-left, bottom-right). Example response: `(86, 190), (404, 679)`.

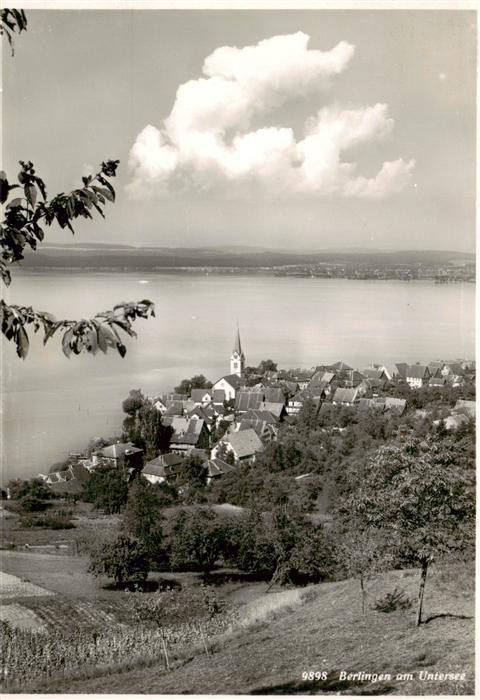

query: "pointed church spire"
(233, 325), (242, 355)
(230, 325), (245, 377)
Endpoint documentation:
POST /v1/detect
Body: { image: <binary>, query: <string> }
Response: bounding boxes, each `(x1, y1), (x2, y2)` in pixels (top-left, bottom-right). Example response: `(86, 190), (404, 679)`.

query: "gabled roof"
(395, 363), (408, 378)
(100, 443), (143, 459)
(362, 368), (385, 380)
(214, 374), (243, 389)
(164, 400), (184, 416)
(263, 387), (285, 404)
(241, 409), (279, 425)
(226, 429), (264, 459)
(142, 453), (184, 478)
(258, 401), (285, 418)
(235, 391), (264, 412)
(190, 388), (213, 403)
(171, 417), (206, 446)
(332, 387), (359, 404)
(406, 364), (430, 379)
(330, 361), (353, 371)
(204, 458), (236, 479)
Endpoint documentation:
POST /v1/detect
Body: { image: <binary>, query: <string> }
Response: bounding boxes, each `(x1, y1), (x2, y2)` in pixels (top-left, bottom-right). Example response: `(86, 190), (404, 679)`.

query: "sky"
(2, 9), (477, 251)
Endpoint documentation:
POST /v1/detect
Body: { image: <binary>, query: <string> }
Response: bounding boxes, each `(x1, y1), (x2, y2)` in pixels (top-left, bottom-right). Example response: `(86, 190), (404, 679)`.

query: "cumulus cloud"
(127, 32), (414, 199)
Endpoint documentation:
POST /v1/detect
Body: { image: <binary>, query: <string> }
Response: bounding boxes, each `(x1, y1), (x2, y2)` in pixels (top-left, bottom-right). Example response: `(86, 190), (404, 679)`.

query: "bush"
(372, 587), (413, 613)
(20, 514), (75, 529)
(19, 495), (48, 512)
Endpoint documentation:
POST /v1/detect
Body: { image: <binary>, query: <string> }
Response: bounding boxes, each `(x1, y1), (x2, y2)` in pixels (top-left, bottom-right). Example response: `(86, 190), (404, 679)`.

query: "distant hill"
(20, 245), (475, 271)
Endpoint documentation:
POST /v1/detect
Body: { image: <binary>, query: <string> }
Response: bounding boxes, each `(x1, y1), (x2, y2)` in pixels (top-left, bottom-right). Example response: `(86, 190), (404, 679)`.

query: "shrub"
(372, 587), (413, 613)
(20, 515), (75, 529)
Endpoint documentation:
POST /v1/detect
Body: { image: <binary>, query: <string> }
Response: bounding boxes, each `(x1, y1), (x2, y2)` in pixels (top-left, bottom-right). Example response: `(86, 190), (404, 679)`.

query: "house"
(361, 368), (387, 381)
(43, 462), (91, 496)
(384, 397), (407, 415)
(212, 428), (264, 464)
(332, 387), (359, 406)
(358, 398), (384, 412)
(290, 369), (315, 390)
(235, 391), (264, 413)
(405, 365), (431, 388)
(263, 387), (286, 404)
(97, 442), (143, 471)
(429, 376), (447, 387)
(190, 389), (214, 406)
(170, 417), (210, 454)
(258, 401), (286, 419)
(204, 458), (237, 485)
(394, 363), (408, 380)
(164, 400), (185, 417)
(343, 370), (365, 389)
(142, 453), (184, 484)
(288, 392), (306, 415)
(433, 414), (470, 431)
(212, 373), (243, 401)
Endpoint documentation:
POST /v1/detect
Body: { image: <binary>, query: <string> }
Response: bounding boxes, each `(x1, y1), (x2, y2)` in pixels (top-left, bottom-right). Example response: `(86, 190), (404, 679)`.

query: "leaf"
(16, 325), (29, 359)
(25, 183), (37, 207)
(117, 343), (127, 358)
(62, 328), (74, 358)
(92, 185), (114, 202)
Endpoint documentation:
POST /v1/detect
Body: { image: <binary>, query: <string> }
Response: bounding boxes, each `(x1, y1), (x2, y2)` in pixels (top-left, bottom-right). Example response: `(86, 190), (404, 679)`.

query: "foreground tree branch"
(1, 159), (155, 359)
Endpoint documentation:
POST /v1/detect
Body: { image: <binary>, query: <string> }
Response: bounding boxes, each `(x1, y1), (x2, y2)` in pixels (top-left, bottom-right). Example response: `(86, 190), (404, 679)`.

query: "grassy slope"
(32, 565), (474, 695)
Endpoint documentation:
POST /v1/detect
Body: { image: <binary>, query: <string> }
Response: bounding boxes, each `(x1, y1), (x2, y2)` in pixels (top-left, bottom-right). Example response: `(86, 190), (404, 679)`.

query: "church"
(211, 328), (246, 401)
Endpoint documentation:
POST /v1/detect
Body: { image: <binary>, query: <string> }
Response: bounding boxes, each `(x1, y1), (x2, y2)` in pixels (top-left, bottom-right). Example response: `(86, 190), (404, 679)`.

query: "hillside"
(29, 564), (474, 695)
(20, 245), (475, 271)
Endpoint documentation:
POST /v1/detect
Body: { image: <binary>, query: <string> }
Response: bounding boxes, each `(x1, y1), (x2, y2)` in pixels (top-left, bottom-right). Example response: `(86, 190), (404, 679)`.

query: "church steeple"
(230, 326), (245, 378)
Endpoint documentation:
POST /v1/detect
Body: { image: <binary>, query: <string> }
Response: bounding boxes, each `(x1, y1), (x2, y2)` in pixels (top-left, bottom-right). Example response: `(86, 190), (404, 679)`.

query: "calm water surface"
(1, 272), (475, 481)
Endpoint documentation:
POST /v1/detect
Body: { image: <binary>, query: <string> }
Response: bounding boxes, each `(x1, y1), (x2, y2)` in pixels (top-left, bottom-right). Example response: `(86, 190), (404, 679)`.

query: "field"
(0, 560), (473, 695)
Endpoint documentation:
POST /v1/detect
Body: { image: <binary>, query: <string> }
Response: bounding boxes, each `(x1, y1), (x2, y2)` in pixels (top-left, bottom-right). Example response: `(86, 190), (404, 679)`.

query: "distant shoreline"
(14, 266), (476, 283)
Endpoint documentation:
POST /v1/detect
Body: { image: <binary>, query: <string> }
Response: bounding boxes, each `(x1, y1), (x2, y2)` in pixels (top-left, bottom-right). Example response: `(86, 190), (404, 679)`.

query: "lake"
(1, 271), (475, 482)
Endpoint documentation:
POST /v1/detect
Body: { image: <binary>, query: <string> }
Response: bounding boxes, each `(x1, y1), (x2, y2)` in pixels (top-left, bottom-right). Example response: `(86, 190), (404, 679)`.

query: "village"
(38, 328), (476, 497)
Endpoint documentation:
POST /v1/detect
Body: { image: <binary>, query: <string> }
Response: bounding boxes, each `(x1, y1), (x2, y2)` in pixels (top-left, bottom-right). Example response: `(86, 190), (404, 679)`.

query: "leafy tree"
(82, 467), (128, 514)
(122, 479), (170, 565)
(338, 437), (475, 625)
(335, 527), (392, 614)
(7, 478), (50, 502)
(1, 12), (154, 359)
(168, 508), (227, 575)
(174, 374), (212, 395)
(176, 455), (208, 503)
(257, 359), (277, 374)
(89, 535), (149, 586)
(122, 390), (173, 458)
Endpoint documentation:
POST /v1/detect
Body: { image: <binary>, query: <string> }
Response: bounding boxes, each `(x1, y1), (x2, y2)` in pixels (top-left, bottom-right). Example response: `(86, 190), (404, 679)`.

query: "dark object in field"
(372, 587), (413, 613)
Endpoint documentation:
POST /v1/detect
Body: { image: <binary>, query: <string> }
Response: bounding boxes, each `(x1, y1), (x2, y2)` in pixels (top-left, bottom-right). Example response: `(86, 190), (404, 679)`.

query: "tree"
(89, 535), (150, 586)
(176, 456), (208, 503)
(168, 508), (227, 575)
(123, 479), (168, 563)
(174, 374), (212, 395)
(122, 390), (173, 458)
(7, 477), (50, 502)
(257, 359), (277, 375)
(1, 11), (154, 359)
(82, 467), (128, 514)
(338, 437), (475, 625)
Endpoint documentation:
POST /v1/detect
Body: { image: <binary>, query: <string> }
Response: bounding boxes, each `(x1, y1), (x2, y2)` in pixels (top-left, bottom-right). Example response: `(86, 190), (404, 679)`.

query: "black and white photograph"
(0, 1), (476, 695)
